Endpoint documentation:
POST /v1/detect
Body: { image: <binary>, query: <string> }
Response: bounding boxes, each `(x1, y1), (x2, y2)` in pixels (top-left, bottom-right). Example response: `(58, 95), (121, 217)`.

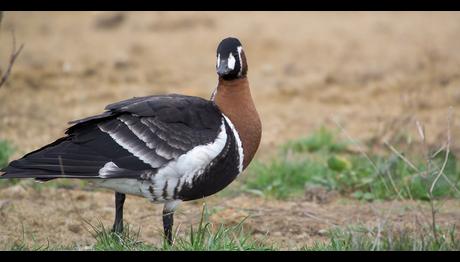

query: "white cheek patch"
(216, 54), (220, 68)
(228, 53), (236, 70)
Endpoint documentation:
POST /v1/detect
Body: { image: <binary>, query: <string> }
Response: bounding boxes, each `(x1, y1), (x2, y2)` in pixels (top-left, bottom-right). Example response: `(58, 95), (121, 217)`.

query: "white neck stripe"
(222, 114), (244, 174)
(237, 46), (243, 77)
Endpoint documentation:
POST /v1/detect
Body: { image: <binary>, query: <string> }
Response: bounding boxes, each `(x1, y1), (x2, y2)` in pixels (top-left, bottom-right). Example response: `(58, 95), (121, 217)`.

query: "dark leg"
(162, 207), (174, 245)
(112, 192), (126, 233)
(162, 201), (181, 245)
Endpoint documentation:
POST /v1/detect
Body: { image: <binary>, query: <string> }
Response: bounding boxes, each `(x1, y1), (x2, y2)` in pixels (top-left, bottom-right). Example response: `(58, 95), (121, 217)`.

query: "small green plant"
(88, 220), (153, 251)
(0, 139), (19, 188)
(165, 205), (273, 251)
(0, 139), (14, 169)
(244, 158), (333, 199)
(283, 126), (347, 153)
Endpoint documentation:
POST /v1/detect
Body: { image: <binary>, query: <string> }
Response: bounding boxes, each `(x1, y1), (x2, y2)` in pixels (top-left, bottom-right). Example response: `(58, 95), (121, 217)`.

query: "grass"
(10, 241), (76, 251)
(89, 222), (154, 251)
(282, 126), (347, 154)
(7, 205), (274, 251)
(305, 225), (460, 251)
(243, 158), (332, 200)
(90, 204), (273, 251)
(10, 216), (459, 251)
(8, 223), (77, 251)
(244, 127), (460, 201)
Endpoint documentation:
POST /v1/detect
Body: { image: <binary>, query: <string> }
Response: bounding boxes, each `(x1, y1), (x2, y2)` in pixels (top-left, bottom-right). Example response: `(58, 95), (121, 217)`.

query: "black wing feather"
(1, 94), (223, 180)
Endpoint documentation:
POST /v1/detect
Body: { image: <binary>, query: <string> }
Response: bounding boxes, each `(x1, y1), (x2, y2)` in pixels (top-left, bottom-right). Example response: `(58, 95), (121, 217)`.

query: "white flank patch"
(164, 199), (182, 213)
(228, 53), (236, 70)
(93, 178), (149, 198)
(222, 114), (244, 173)
(98, 161), (120, 178)
(150, 118), (228, 200)
(237, 46), (243, 76)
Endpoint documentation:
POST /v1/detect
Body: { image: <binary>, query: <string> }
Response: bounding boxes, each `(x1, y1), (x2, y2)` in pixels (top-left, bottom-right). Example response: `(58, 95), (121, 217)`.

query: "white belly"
(91, 179), (159, 202)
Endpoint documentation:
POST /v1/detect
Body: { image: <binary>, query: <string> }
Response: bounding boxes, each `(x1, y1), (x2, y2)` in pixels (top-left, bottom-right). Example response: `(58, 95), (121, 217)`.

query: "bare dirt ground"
(1, 12), (460, 249)
(1, 185), (460, 250)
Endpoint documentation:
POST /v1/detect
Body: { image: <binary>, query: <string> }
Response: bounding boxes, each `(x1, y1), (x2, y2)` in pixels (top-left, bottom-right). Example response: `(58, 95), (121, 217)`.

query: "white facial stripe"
(237, 46), (243, 76)
(216, 54), (220, 68)
(228, 53), (236, 70)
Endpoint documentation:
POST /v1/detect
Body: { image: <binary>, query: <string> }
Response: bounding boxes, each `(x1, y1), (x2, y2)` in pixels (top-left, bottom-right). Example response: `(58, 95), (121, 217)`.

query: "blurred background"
(0, 12), (460, 250)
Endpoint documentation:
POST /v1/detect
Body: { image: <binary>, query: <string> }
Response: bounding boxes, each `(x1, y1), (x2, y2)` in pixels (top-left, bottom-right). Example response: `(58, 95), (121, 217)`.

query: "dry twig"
(0, 17), (24, 88)
(427, 106), (453, 243)
(429, 107), (453, 194)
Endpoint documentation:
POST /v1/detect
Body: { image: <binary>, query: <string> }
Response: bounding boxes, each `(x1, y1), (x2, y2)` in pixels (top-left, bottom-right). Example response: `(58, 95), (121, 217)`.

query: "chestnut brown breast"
(214, 77), (262, 169)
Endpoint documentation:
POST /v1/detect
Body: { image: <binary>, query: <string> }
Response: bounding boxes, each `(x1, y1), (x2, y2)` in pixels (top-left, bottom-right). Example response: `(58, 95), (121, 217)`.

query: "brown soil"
(1, 12), (460, 250)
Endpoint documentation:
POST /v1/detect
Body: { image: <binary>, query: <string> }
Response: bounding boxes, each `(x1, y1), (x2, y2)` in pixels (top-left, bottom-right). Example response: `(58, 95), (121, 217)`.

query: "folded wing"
(1, 94), (223, 181)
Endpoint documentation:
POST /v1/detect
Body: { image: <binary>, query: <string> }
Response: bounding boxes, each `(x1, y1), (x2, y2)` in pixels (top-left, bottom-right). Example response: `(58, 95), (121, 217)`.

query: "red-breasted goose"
(0, 37), (262, 244)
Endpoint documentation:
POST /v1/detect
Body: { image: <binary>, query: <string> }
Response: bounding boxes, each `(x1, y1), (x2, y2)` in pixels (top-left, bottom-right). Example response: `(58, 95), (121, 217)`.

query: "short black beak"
(217, 60), (231, 76)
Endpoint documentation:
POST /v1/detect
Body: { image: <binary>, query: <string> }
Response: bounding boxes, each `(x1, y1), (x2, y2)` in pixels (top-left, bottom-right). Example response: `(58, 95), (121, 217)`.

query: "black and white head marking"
(216, 37), (247, 80)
